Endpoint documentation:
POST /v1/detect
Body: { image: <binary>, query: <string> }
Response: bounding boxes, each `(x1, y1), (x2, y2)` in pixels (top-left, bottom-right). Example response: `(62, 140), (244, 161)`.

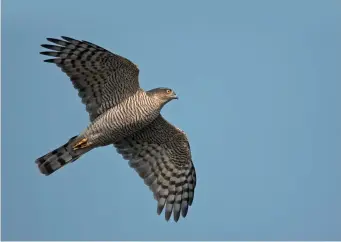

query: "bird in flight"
(36, 36), (196, 222)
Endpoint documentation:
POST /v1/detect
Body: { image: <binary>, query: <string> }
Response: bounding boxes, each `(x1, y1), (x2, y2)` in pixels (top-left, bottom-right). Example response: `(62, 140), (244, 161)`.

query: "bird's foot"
(73, 138), (89, 150)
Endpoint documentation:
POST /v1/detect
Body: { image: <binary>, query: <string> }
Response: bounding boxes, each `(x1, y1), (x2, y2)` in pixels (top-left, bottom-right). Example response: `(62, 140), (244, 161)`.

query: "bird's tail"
(35, 136), (90, 176)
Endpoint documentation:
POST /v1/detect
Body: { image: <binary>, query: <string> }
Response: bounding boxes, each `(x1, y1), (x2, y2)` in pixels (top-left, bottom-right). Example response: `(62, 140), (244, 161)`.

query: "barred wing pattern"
(41, 36), (140, 121)
(114, 115), (196, 222)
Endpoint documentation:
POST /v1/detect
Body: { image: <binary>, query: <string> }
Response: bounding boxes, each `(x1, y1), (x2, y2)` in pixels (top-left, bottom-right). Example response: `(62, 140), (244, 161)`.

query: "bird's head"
(146, 87), (178, 106)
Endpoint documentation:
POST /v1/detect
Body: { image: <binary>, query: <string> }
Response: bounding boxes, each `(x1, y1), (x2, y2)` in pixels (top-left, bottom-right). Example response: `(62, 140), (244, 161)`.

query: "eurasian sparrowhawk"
(35, 36), (196, 222)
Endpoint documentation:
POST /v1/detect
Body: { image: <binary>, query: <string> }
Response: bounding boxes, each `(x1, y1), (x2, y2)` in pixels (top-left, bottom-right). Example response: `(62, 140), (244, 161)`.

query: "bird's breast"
(86, 93), (160, 146)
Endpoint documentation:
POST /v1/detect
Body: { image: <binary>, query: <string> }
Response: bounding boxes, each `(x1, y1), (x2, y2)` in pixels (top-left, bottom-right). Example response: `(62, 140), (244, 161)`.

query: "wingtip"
(61, 36), (76, 42)
(181, 206), (188, 218)
(157, 207), (163, 215)
(41, 44), (51, 49)
(46, 37), (56, 42)
(40, 51), (52, 56)
(43, 59), (56, 63)
(173, 215), (180, 222)
(165, 210), (172, 221)
(165, 215), (171, 222)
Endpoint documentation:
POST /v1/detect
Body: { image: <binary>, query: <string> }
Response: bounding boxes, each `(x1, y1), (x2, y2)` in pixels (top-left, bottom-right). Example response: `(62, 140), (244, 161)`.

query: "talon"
(73, 138), (89, 150)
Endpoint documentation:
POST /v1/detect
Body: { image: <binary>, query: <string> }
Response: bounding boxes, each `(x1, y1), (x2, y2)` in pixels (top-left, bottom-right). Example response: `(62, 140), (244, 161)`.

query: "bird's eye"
(166, 89), (171, 94)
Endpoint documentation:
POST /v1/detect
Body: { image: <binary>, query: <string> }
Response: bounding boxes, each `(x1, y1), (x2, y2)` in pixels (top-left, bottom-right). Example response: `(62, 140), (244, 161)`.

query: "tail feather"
(35, 136), (86, 176)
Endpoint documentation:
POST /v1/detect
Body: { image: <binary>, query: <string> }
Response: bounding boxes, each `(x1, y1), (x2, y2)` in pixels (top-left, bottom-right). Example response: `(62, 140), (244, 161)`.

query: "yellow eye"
(166, 89), (172, 94)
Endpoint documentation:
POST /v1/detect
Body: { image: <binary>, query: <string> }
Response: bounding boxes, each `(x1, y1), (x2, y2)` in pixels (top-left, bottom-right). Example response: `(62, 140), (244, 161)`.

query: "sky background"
(2, 0), (341, 240)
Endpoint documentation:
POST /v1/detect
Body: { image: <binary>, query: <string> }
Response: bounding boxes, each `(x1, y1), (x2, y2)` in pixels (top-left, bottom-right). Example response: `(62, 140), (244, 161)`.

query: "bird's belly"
(85, 106), (158, 147)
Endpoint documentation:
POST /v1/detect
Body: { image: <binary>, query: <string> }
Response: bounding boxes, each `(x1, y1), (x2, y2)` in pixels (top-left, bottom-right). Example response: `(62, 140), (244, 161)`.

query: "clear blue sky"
(2, 0), (341, 240)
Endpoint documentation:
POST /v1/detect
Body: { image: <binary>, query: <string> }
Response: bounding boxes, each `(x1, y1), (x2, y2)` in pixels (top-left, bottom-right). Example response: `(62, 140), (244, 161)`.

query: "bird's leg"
(73, 138), (89, 150)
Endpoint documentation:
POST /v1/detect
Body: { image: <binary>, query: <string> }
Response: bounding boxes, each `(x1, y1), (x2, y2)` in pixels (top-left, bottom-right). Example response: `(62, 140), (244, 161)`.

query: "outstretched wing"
(41, 36), (140, 121)
(114, 115), (196, 222)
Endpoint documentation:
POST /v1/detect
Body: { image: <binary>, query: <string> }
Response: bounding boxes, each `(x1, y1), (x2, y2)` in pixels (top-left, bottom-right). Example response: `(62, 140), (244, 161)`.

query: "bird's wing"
(41, 36), (140, 121)
(114, 115), (196, 222)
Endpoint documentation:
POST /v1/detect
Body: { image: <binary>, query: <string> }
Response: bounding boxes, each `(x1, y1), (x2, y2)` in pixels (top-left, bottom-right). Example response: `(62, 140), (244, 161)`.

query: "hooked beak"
(172, 93), (178, 100)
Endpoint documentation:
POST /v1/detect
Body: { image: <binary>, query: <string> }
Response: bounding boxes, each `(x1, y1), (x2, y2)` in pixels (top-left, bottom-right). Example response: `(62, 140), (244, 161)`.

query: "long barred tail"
(35, 136), (86, 176)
